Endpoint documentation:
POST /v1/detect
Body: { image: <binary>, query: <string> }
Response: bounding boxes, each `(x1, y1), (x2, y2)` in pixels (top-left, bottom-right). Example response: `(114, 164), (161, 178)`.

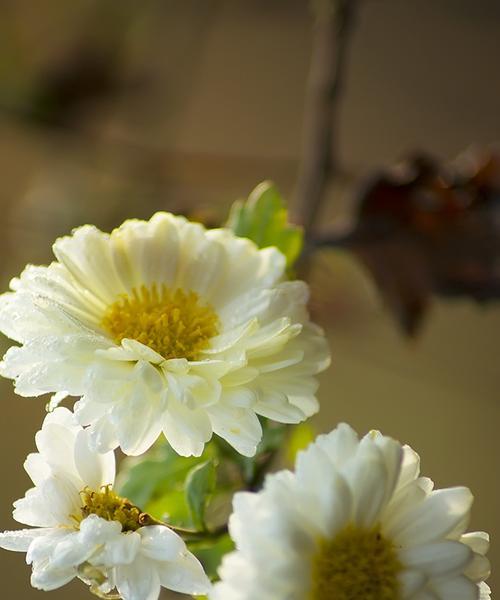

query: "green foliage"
(117, 442), (215, 528)
(213, 421), (287, 487)
(286, 422), (315, 464)
(185, 460), (217, 531)
(115, 422), (302, 585)
(227, 181), (303, 268)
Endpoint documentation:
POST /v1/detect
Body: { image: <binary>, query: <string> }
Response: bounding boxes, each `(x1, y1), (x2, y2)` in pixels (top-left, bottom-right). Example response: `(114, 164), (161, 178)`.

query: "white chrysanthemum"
(0, 408), (210, 599)
(211, 424), (491, 600)
(0, 213), (329, 457)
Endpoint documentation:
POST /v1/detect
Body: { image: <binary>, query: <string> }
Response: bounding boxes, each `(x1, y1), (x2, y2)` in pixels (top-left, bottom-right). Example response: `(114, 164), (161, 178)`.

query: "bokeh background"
(0, 0), (499, 598)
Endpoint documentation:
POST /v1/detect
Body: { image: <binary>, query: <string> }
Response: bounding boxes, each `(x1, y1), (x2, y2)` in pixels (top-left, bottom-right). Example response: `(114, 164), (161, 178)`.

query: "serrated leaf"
(227, 181), (303, 268)
(286, 422), (315, 464)
(185, 460), (217, 531)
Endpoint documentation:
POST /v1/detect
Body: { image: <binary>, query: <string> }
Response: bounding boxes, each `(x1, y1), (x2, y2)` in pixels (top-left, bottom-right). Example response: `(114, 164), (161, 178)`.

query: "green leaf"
(227, 181), (303, 268)
(286, 422), (315, 464)
(145, 489), (191, 525)
(116, 441), (216, 528)
(185, 460), (217, 531)
(213, 422), (287, 487)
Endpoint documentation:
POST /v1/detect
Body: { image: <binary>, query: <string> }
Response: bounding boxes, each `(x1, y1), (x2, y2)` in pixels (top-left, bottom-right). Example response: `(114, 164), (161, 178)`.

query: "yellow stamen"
(101, 284), (219, 360)
(310, 524), (402, 600)
(74, 486), (159, 532)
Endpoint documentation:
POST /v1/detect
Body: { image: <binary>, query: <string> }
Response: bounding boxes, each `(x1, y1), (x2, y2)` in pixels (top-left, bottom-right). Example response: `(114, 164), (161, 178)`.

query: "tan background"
(0, 0), (499, 598)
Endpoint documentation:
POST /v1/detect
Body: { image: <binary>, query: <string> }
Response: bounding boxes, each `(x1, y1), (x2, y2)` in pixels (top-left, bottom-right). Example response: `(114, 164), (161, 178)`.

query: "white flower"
(0, 213), (329, 457)
(211, 423), (491, 600)
(0, 408), (210, 599)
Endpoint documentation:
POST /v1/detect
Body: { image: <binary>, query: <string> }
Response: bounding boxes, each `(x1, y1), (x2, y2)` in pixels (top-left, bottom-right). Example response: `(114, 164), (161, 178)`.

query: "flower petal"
(162, 399), (212, 457)
(0, 528), (53, 552)
(74, 429), (116, 489)
(116, 556), (161, 600)
(207, 403), (262, 457)
(138, 526), (185, 562)
(158, 551), (211, 595)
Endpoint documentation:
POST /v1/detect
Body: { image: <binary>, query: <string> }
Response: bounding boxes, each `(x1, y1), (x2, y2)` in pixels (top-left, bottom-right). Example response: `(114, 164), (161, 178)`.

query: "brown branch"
(294, 0), (359, 236)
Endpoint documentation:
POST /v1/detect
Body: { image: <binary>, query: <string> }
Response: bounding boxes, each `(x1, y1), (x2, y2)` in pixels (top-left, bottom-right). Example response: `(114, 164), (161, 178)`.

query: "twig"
(294, 0), (359, 236)
(167, 522), (228, 541)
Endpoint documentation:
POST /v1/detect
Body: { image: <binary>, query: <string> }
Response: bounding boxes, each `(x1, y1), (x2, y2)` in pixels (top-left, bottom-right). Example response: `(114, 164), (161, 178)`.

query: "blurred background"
(0, 0), (499, 597)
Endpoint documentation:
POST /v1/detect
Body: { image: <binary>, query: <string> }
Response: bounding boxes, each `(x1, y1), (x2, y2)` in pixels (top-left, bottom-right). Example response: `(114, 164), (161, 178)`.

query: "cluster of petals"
(0, 408), (210, 599)
(0, 212), (330, 457)
(0, 211), (492, 600)
(211, 424), (491, 600)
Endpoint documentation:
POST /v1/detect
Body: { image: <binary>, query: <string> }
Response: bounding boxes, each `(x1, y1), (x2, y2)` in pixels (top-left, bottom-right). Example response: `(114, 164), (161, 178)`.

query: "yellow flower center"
(101, 284), (219, 360)
(75, 486), (159, 532)
(310, 524), (402, 600)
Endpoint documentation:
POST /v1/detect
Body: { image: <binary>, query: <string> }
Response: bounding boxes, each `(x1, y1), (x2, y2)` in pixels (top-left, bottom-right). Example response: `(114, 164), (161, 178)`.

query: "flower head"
(211, 423), (490, 600)
(0, 408), (210, 599)
(0, 213), (329, 457)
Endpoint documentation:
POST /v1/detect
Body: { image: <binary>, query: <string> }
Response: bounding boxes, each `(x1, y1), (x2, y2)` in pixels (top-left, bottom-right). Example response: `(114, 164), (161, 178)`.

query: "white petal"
(50, 532), (95, 568)
(461, 532), (490, 556)
(412, 591), (439, 600)
(43, 406), (77, 428)
(207, 403), (262, 457)
(26, 528), (71, 564)
(79, 515), (123, 544)
(31, 565), (76, 591)
(344, 442), (388, 527)
(23, 453), (51, 486)
(116, 556), (161, 600)
(253, 390), (306, 424)
(120, 339), (165, 364)
(431, 575), (479, 600)
(162, 399), (212, 457)
(110, 212), (181, 290)
(14, 476), (80, 527)
(315, 422), (360, 467)
(35, 422), (77, 476)
(138, 526), (185, 561)
(74, 429), (116, 489)
(371, 432), (404, 507)
(157, 550), (211, 595)
(93, 531), (141, 566)
(2, 333), (105, 397)
(111, 400), (163, 458)
(400, 540), (472, 577)
(0, 528), (53, 552)
(86, 416), (120, 454)
(397, 445), (421, 490)
(295, 445), (352, 536)
(464, 553), (491, 582)
(390, 487), (473, 547)
(399, 569), (427, 598)
(206, 232), (285, 307)
(53, 225), (122, 305)
(177, 226), (226, 297)
(288, 393), (319, 418)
